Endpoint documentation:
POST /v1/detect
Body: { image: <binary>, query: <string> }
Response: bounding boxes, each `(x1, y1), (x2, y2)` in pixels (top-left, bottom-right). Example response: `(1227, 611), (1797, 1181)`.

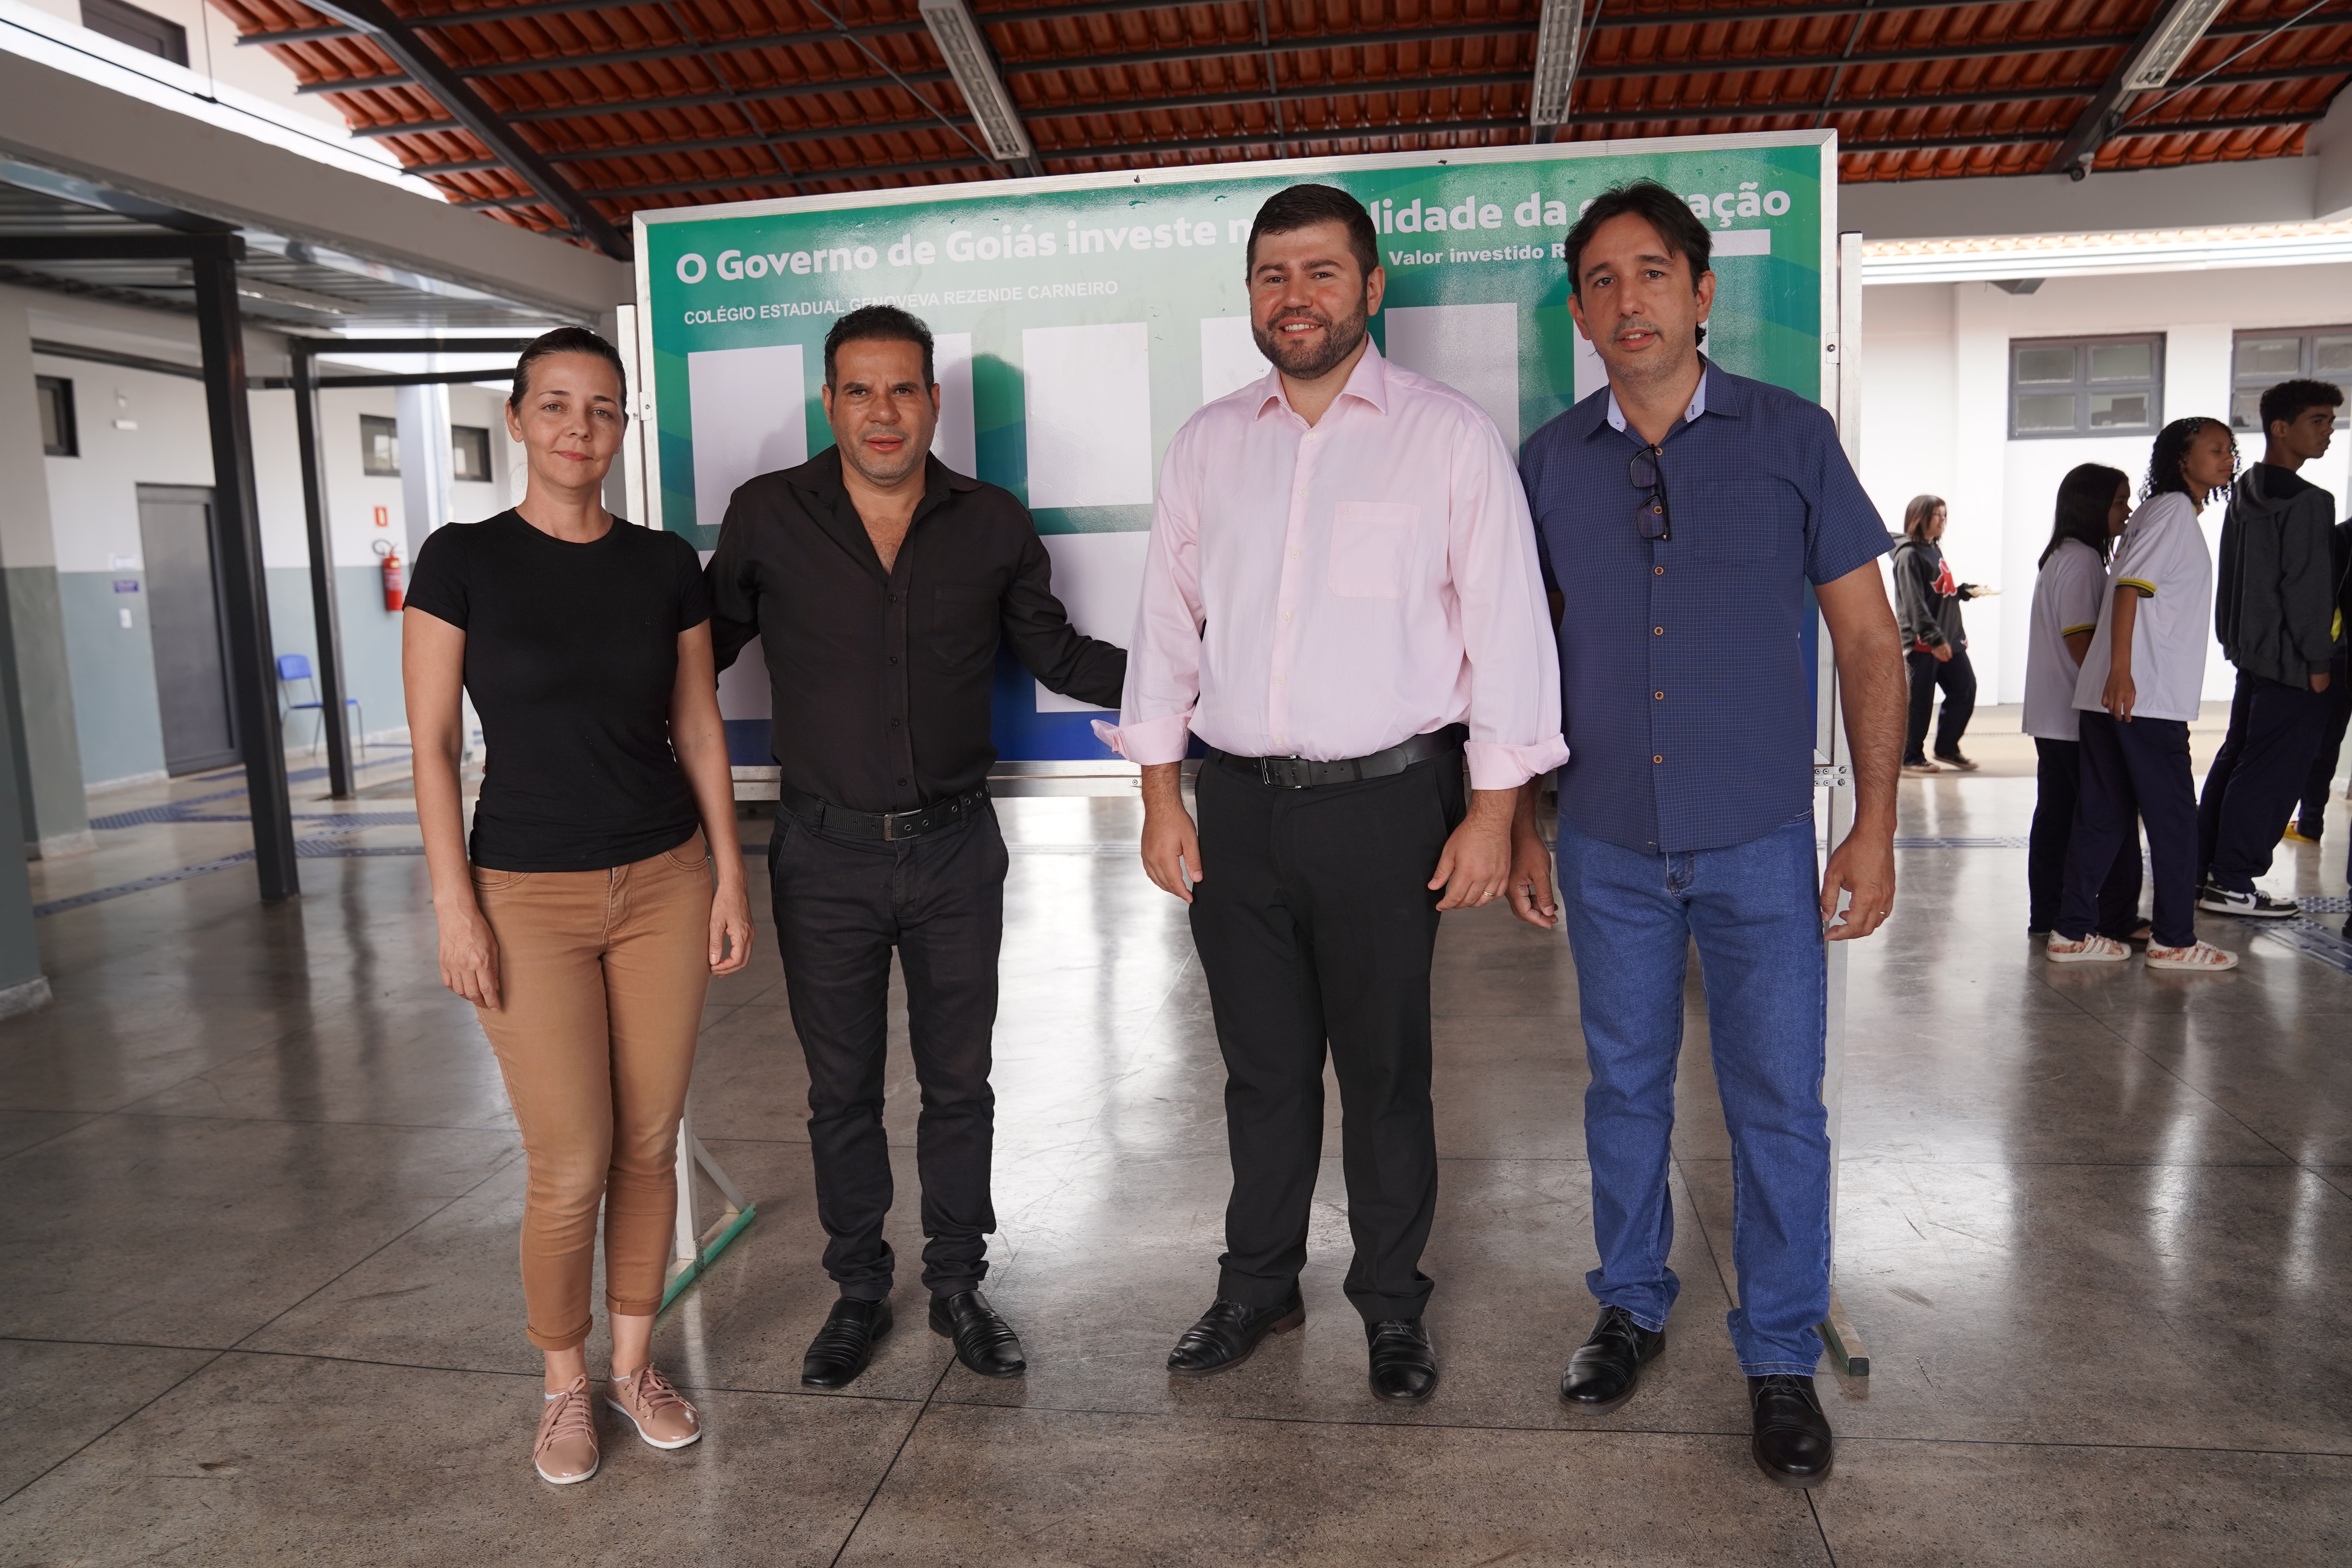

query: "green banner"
(636, 132), (1836, 549)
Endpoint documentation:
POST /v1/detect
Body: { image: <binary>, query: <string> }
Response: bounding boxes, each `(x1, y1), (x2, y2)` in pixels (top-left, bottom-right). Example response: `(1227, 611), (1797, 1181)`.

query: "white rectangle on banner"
(1573, 330), (1607, 403)
(688, 343), (807, 533)
(1024, 323), (1153, 508)
(1714, 229), (1772, 256)
(1199, 315), (1270, 405)
(1384, 303), (1521, 449)
(934, 331), (975, 476)
(1034, 532), (1149, 713)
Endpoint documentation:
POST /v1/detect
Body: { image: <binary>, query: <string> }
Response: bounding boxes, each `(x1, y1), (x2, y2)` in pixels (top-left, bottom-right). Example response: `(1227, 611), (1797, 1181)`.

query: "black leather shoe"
(1559, 1305), (1666, 1413)
(929, 1289), (1026, 1377)
(1365, 1318), (1438, 1403)
(1166, 1291), (1305, 1376)
(1749, 1374), (1834, 1488)
(801, 1297), (892, 1389)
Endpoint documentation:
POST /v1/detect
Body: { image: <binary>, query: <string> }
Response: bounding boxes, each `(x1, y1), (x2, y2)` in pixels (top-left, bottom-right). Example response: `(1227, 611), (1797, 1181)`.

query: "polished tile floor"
(4, 714), (2349, 1565)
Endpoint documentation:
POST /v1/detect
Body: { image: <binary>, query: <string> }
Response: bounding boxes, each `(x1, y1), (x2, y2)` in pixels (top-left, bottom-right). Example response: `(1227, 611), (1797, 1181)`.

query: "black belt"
(1211, 724), (1467, 789)
(777, 782), (989, 842)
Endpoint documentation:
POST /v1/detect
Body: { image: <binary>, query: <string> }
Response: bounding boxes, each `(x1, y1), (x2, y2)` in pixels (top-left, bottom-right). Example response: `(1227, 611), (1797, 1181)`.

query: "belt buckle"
(1257, 755), (1310, 789)
(880, 810), (905, 842)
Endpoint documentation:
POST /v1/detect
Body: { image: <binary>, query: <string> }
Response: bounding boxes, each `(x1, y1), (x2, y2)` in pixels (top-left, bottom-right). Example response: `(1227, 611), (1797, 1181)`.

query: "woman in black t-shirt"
(403, 328), (751, 1486)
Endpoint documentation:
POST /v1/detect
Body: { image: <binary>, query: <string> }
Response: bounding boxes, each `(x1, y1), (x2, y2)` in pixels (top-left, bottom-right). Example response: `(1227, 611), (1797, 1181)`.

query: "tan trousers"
(472, 834), (713, 1351)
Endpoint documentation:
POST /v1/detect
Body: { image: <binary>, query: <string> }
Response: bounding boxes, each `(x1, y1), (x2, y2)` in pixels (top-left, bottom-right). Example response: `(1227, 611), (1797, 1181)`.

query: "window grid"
(2009, 334), (2165, 440)
(2229, 327), (2352, 435)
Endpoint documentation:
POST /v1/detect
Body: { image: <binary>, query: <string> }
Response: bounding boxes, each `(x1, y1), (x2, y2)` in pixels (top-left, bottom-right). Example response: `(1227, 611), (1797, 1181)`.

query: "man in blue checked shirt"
(1506, 181), (1907, 1490)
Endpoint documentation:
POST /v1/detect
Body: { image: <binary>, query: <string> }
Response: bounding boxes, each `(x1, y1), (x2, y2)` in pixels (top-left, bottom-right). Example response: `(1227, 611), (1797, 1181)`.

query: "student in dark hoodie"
(2195, 378), (2344, 920)
(1893, 495), (1991, 773)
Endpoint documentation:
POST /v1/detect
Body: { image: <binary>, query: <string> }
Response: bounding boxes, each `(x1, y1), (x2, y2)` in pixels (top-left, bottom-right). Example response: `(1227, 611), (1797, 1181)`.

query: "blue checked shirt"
(1520, 362), (1889, 854)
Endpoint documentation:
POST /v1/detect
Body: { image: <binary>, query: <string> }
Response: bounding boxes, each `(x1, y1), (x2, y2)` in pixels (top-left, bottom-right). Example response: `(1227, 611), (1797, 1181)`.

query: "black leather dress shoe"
(1166, 1291), (1305, 1376)
(802, 1297), (892, 1389)
(1365, 1318), (1438, 1403)
(929, 1290), (1026, 1377)
(1559, 1305), (1666, 1413)
(1749, 1374), (1834, 1487)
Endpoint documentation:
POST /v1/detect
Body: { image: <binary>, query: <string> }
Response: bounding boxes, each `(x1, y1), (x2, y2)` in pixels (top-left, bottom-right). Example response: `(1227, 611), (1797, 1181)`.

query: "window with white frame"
(2229, 328), (2352, 434)
(2009, 335), (2164, 439)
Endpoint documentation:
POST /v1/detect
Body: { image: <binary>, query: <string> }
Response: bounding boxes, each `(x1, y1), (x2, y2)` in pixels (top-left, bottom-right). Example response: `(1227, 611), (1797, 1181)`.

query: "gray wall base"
(28, 829), (93, 860)
(0, 973), (49, 1020)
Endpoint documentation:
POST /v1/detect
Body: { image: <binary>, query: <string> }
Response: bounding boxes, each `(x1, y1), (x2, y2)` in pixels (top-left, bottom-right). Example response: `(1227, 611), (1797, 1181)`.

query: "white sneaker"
(2146, 941), (2239, 972)
(2196, 884), (2299, 919)
(2046, 933), (2129, 963)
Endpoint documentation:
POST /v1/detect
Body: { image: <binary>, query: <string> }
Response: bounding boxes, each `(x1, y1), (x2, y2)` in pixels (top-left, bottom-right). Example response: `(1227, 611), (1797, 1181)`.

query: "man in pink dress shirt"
(1098, 184), (1567, 1403)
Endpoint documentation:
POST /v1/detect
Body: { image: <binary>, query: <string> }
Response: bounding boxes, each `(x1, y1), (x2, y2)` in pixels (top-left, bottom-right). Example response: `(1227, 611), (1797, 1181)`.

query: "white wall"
(1860, 265), (2352, 708)
(30, 293), (512, 782)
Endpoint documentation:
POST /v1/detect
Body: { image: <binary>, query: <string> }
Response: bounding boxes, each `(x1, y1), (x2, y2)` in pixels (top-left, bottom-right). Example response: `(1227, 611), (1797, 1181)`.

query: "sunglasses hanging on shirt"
(1630, 445), (1670, 541)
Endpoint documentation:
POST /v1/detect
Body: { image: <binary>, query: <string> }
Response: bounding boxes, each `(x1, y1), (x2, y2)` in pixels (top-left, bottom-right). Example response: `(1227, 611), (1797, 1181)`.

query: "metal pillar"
(191, 250), (299, 900)
(289, 346), (356, 800)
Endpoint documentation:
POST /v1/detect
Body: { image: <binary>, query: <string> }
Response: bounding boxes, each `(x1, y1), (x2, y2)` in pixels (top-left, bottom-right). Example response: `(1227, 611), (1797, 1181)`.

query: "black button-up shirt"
(708, 448), (1127, 815)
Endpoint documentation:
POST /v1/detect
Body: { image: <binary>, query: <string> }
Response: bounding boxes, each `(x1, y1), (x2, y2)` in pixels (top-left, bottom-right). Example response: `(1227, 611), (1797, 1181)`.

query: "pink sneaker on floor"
(2145, 940), (2238, 972)
(2046, 933), (2129, 963)
(534, 1374), (599, 1485)
(607, 1364), (702, 1450)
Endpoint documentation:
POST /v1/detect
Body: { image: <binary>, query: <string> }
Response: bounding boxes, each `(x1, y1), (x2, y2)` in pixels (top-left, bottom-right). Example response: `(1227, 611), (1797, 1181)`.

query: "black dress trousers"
(1187, 752), (1465, 1324)
(2028, 736), (2143, 937)
(769, 806), (1008, 1300)
(2197, 670), (2336, 894)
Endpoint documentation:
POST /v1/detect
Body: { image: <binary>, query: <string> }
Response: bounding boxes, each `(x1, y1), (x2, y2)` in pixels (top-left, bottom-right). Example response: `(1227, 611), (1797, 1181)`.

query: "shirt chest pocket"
(1328, 501), (1421, 599)
(930, 585), (1000, 668)
(1681, 481), (1798, 564)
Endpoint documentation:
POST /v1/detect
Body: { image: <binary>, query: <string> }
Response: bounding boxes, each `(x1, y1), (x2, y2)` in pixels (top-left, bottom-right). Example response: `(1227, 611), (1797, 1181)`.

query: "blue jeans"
(1556, 815), (1831, 1376)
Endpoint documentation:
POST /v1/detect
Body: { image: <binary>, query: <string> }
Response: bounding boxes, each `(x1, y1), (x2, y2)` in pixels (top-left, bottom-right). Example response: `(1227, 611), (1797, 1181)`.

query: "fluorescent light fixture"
(2119, 0), (2230, 92)
(919, 0), (1035, 165)
(1528, 0), (1582, 129)
(1861, 220), (2352, 284)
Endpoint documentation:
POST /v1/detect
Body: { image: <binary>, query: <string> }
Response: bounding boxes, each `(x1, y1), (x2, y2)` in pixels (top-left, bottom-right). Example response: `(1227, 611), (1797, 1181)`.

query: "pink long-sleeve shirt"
(1094, 343), (1568, 791)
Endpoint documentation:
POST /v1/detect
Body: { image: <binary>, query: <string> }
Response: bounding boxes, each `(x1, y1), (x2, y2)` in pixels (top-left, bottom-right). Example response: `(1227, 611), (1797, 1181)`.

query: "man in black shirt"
(708, 306), (1125, 1389)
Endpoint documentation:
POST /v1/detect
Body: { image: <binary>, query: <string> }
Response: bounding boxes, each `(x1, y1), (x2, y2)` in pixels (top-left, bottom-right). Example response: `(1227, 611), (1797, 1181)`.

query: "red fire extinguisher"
(376, 540), (403, 612)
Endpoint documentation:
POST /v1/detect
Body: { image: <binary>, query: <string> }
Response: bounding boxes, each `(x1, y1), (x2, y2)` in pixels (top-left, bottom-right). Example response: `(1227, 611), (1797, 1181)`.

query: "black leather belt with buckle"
(777, 782), (989, 842)
(1212, 724), (1468, 790)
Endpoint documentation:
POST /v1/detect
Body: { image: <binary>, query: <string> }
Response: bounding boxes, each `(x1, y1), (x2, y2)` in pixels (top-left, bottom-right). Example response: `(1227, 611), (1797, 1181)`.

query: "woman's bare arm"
(671, 622), (753, 975)
(403, 607), (502, 1008)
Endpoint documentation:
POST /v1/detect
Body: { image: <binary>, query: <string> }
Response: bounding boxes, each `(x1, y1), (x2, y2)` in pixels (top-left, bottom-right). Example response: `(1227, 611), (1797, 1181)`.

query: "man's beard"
(1253, 300), (1370, 381)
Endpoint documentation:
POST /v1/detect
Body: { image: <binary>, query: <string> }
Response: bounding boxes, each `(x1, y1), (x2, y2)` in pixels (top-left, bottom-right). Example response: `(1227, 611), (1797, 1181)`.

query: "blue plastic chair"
(276, 653), (362, 757)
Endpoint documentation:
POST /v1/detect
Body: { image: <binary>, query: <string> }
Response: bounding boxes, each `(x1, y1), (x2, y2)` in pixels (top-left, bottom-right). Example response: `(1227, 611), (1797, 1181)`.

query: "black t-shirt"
(407, 511), (711, 871)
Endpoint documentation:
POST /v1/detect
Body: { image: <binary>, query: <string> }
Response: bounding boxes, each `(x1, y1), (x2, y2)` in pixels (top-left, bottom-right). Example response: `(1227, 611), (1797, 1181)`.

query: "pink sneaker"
(2046, 933), (2128, 964)
(2145, 940), (2238, 972)
(607, 1363), (702, 1450)
(534, 1375), (599, 1485)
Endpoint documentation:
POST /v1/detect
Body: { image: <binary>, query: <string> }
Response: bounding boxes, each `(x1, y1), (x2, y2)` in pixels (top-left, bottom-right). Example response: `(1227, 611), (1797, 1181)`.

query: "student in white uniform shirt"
(2049, 419), (2241, 971)
(2024, 464), (2144, 939)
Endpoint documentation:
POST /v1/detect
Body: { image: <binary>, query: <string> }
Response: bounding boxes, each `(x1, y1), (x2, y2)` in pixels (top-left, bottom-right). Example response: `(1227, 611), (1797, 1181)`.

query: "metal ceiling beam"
(454, 156), (995, 207)
(299, 0), (633, 258)
(0, 232), (242, 260)
(302, 11), (2349, 118)
(246, 0), (2032, 51)
(301, 20), (1538, 100)
(1851, 108), (2322, 154)
(298, 25), (2147, 100)
(396, 56), (2343, 172)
